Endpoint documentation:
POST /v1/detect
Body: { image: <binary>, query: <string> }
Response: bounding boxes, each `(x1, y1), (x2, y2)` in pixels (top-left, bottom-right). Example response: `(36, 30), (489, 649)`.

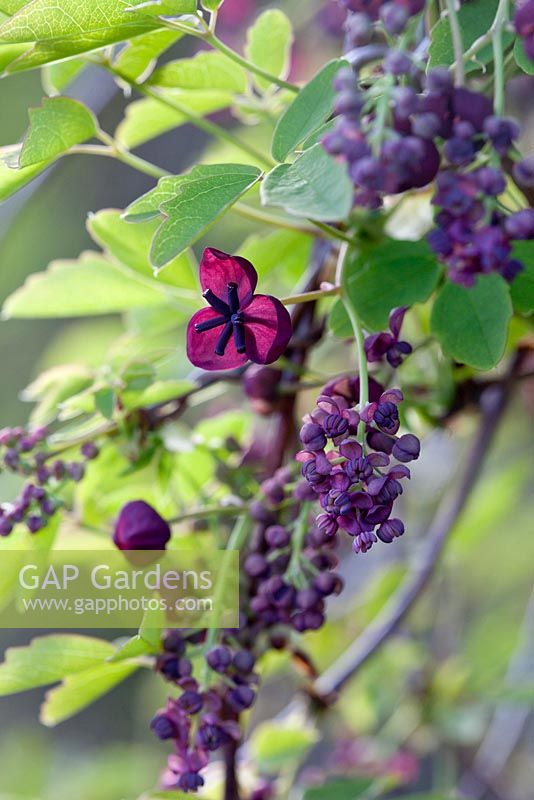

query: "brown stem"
(223, 739), (241, 800)
(311, 348), (526, 700)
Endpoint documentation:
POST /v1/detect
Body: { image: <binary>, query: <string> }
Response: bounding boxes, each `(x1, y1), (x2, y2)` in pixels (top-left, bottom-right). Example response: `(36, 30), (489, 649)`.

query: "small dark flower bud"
(227, 685), (255, 712)
(3, 449), (19, 469)
(233, 649), (256, 673)
(265, 525), (290, 548)
(163, 630), (186, 655)
(150, 711), (177, 740)
(244, 553), (269, 578)
(177, 690), (203, 714)
(206, 645), (232, 673)
(314, 572), (344, 597)
(296, 588), (321, 610)
(27, 515), (45, 534)
(377, 518), (405, 543)
(113, 500), (171, 551)
(299, 423), (327, 452)
(261, 478), (285, 505)
(249, 500), (276, 525)
(392, 433), (420, 463)
(81, 442), (99, 460)
(380, 2), (409, 34)
(67, 462), (85, 482)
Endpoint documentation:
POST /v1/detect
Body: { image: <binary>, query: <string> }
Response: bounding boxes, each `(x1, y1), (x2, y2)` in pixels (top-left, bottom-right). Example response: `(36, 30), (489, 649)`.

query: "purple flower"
(364, 307), (412, 368)
(113, 500), (171, 551)
(187, 248), (292, 371)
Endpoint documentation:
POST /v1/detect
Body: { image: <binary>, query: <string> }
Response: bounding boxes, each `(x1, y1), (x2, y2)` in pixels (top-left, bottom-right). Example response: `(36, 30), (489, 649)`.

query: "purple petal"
(388, 464), (411, 479)
(200, 248), (258, 308)
(364, 332), (393, 362)
(388, 306), (408, 338)
(339, 439), (363, 459)
(187, 307), (248, 371)
(351, 491), (373, 509)
(380, 388), (403, 404)
(242, 295), (292, 365)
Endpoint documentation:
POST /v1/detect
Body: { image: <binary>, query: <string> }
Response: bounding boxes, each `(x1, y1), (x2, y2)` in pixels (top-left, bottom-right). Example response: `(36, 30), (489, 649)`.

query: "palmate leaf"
(331, 238), (442, 333)
(19, 97), (97, 167)
(431, 274), (512, 370)
(2, 252), (174, 318)
(272, 59), (347, 162)
(42, 58), (87, 94)
(113, 29), (182, 82)
(245, 9), (293, 91)
(0, 634), (117, 695)
(123, 0), (196, 15)
(40, 660), (140, 726)
(115, 89), (234, 149)
(261, 144), (353, 221)
(124, 164), (262, 268)
(150, 51), (247, 93)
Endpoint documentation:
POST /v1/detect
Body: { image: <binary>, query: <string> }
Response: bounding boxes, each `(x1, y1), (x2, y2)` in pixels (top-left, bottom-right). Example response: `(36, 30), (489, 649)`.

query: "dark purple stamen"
(227, 282), (240, 314)
(203, 288), (230, 316)
(195, 316), (227, 333)
(215, 321), (234, 356)
(198, 283), (249, 358)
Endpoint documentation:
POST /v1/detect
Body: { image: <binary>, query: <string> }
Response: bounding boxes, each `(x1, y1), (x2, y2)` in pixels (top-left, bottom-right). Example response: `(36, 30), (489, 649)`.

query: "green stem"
(281, 286), (341, 305)
(203, 515), (251, 685)
(203, 32), (299, 94)
(95, 131), (170, 178)
(233, 202), (316, 234)
(492, 0), (509, 115)
(286, 503), (311, 584)
(311, 221), (356, 246)
(100, 61), (274, 169)
(445, 0), (465, 85)
(337, 243), (368, 442)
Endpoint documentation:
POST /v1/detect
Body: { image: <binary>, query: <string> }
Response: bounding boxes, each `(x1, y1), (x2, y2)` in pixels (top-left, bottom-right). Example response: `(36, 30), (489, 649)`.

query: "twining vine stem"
(445, 0), (466, 85)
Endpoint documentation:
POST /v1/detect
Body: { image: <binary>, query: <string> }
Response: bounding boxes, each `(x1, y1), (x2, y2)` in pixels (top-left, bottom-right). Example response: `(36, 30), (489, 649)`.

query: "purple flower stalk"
(187, 248), (292, 371)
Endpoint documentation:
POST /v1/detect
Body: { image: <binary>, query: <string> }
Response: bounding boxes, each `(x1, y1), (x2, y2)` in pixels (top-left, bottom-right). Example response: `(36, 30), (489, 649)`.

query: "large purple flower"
(113, 500), (171, 551)
(187, 248), (292, 371)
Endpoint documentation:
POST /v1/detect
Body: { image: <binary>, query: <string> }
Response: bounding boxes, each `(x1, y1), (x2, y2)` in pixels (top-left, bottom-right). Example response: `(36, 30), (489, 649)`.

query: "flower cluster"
(153, 631), (257, 793)
(0, 426), (99, 536)
(243, 470), (344, 635)
(323, 63), (442, 209)
(324, 1), (534, 288)
(364, 307), (412, 368)
(298, 379), (420, 555)
(338, 0), (425, 35)
(187, 249), (292, 372)
(515, 0), (534, 61)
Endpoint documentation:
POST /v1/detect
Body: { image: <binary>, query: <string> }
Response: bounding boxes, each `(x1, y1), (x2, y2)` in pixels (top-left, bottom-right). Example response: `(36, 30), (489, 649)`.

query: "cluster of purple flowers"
(297, 376), (419, 555)
(338, 0), (425, 36)
(515, 0), (534, 61)
(242, 470), (344, 636)
(324, 42), (534, 286)
(152, 631), (257, 792)
(0, 425), (99, 535)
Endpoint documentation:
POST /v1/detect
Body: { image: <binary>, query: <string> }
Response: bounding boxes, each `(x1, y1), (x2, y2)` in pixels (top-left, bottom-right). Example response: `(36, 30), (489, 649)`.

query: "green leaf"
(245, 9), (293, 91)
(149, 163), (262, 268)
(42, 58), (86, 95)
(0, 0), (159, 44)
(2, 252), (171, 318)
(202, 0), (223, 9)
(340, 238), (442, 331)
(121, 378), (194, 409)
(431, 274), (513, 370)
(261, 144), (353, 222)
(150, 50), (247, 92)
(0, 42), (31, 71)
(0, 145), (50, 201)
(114, 29), (182, 82)
(429, 0), (514, 72)
(40, 660), (140, 726)
(302, 777), (375, 800)
(22, 364), (94, 425)
(514, 37), (534, 75)
(249, 721), (320, 772)
(0, 635), (116, 696)
(87, 208), (198, 294)
(123, 0), (196, 14)
(19, 97), (97, 167)
(272, 60), (346, 162)
(510, 242), (534, 313)
(94, 387), (115, 418)
(115, 89), (233, 149)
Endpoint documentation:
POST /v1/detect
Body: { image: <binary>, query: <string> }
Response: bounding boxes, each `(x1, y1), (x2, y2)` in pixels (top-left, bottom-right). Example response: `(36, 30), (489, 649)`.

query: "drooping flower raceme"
(187, 248), (292, 371)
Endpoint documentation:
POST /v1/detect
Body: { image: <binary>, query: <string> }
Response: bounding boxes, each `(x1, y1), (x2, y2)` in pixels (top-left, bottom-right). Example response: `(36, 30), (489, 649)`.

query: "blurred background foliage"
(0, 1), (533, 799)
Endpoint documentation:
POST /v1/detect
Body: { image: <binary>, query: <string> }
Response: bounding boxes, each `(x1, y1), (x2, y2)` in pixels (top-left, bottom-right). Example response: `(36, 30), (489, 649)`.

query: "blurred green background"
(0, 3), (533, 799)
